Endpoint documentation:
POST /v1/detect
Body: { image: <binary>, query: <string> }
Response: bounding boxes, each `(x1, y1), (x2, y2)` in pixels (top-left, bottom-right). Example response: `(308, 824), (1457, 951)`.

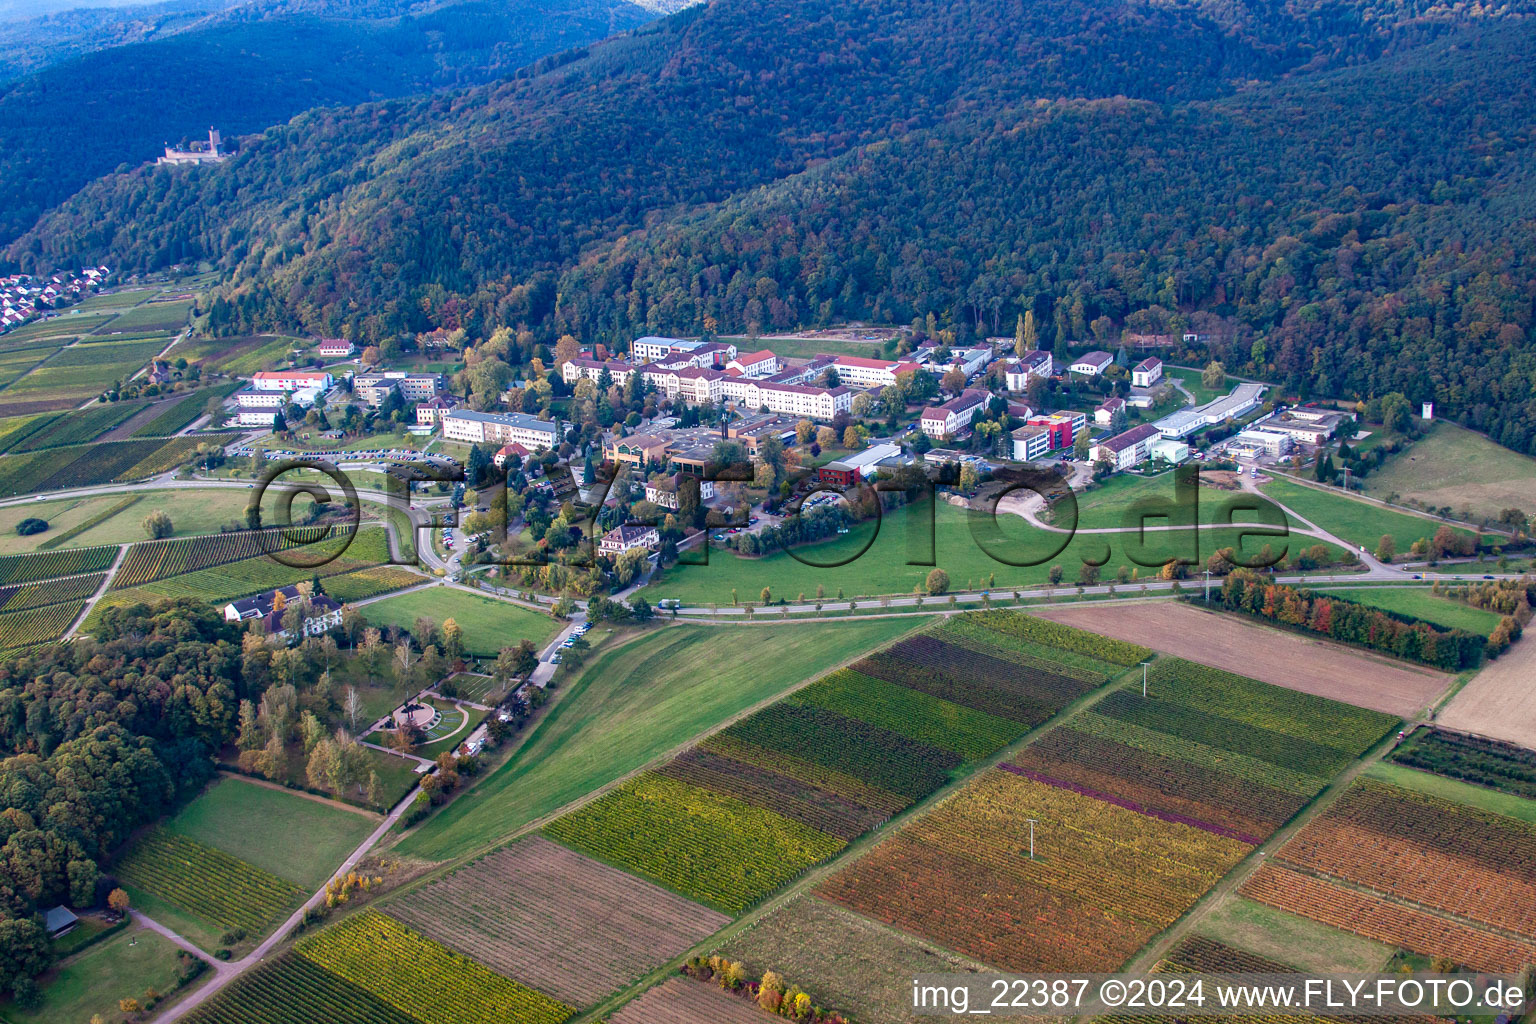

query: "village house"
(644, 472), (716, 509)
(223, 585), (343, 639)
(1131, 356), (1163, 388)
(414, 393), (461, 427)
(1094, 397), (1127, 425)
(599, 524), (660, 556)
(316, 338), (356, 359)
(493, 442), (532, 468)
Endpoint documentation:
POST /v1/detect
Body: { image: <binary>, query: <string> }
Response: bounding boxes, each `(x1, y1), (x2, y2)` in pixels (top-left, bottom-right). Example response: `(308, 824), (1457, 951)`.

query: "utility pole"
(1204, 568), (1211, 603)
(1141, 660), (1150, 697)
(1025, 818), (1038, 859)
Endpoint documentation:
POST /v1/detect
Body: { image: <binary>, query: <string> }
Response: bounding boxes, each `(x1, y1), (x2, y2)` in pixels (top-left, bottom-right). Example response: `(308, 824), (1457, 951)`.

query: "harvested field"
(1033, 601), (1446, 716)
(720, 894), (991, 1024)
(386, 836), (729, 1007)
(612, 978), (769, 1024)
(1439, 631), (1536, 750)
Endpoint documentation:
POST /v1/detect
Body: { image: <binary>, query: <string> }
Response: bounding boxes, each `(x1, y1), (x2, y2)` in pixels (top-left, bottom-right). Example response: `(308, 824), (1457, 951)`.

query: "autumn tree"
(925, 568), (950, 595)
(1201, 360), (1226, 390)
(141, 510), (173, 539)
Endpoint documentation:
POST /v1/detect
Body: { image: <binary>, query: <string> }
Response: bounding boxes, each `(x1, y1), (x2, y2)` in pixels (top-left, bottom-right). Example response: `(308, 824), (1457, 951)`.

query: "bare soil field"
(386, 836), (729, 1006)
(1439, 631), (1536, 750)
(612, 977), (771, 1024)
(1033, 601), (1448, 717)
(720, 895), (991, 1024)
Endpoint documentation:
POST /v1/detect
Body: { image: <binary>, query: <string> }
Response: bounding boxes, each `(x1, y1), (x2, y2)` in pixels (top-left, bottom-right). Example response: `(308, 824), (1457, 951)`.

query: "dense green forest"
(0, 0), (238, 80)
(7, 0), (1536, 450)
(0, 0), (655, 242)
(0, 601), (240, 999)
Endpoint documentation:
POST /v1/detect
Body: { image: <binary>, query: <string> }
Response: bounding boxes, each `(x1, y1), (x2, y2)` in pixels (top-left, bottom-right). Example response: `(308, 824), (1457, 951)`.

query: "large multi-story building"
(820, 354), (923, 389)
(725, 350), (778, 377)
(723, 378), (852, 420)
(1022, 411), (1086, 452)
(316, 338), (355, 359)
(630, 336), (737, 366)
(1011, 424), (1053, 461)
(441, 409), (560, 450)
(353, 372), (445, 407)
(252, 370), (332, 392)
(562, 358), (638, 388)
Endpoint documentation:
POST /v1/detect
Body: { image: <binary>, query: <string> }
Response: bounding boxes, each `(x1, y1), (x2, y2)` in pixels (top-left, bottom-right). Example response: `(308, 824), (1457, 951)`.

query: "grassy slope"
(642, 500), (1335, 605)
(1196, 898), (1392, 974)
(164, 776), (376, 889)
(1362, 421), (1536, 524)
(1060, 472), (1288, 531)
(1315, 586), (1504, 636)
(394, 617), (923, 862)
(360, 587), (560, 655)
(0, 489), (254, 554)
(0, 926), (192, 1024)
(1260, 475), (1470, 554)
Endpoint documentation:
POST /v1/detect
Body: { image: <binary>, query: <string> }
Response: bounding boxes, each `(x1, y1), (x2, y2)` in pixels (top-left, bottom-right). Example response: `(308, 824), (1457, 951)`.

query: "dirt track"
(1033, 601), (1449, 717)
(1438, 631), (1536, 751)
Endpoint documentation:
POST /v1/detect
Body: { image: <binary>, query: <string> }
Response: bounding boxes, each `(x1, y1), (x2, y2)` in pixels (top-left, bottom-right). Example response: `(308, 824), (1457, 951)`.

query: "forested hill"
(559, 27), (1536, 453)
(7, 0), (1536, 451)
(0, 0), (656, 243)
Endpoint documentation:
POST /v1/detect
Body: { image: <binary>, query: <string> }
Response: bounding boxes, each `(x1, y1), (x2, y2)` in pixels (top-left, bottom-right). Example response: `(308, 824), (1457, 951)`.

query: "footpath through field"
(148, 781), (423, 1024)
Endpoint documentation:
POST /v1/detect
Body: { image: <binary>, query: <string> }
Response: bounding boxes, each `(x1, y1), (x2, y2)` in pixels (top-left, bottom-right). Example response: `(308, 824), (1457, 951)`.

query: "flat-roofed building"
(353, 371), (444, 406)
(252, 370), (332, 392)
(605, 433), (670, 468)
(1232, 428), (1293, 458)
(1011, 424), (1053, 461)
(441, 409), (560, 450)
